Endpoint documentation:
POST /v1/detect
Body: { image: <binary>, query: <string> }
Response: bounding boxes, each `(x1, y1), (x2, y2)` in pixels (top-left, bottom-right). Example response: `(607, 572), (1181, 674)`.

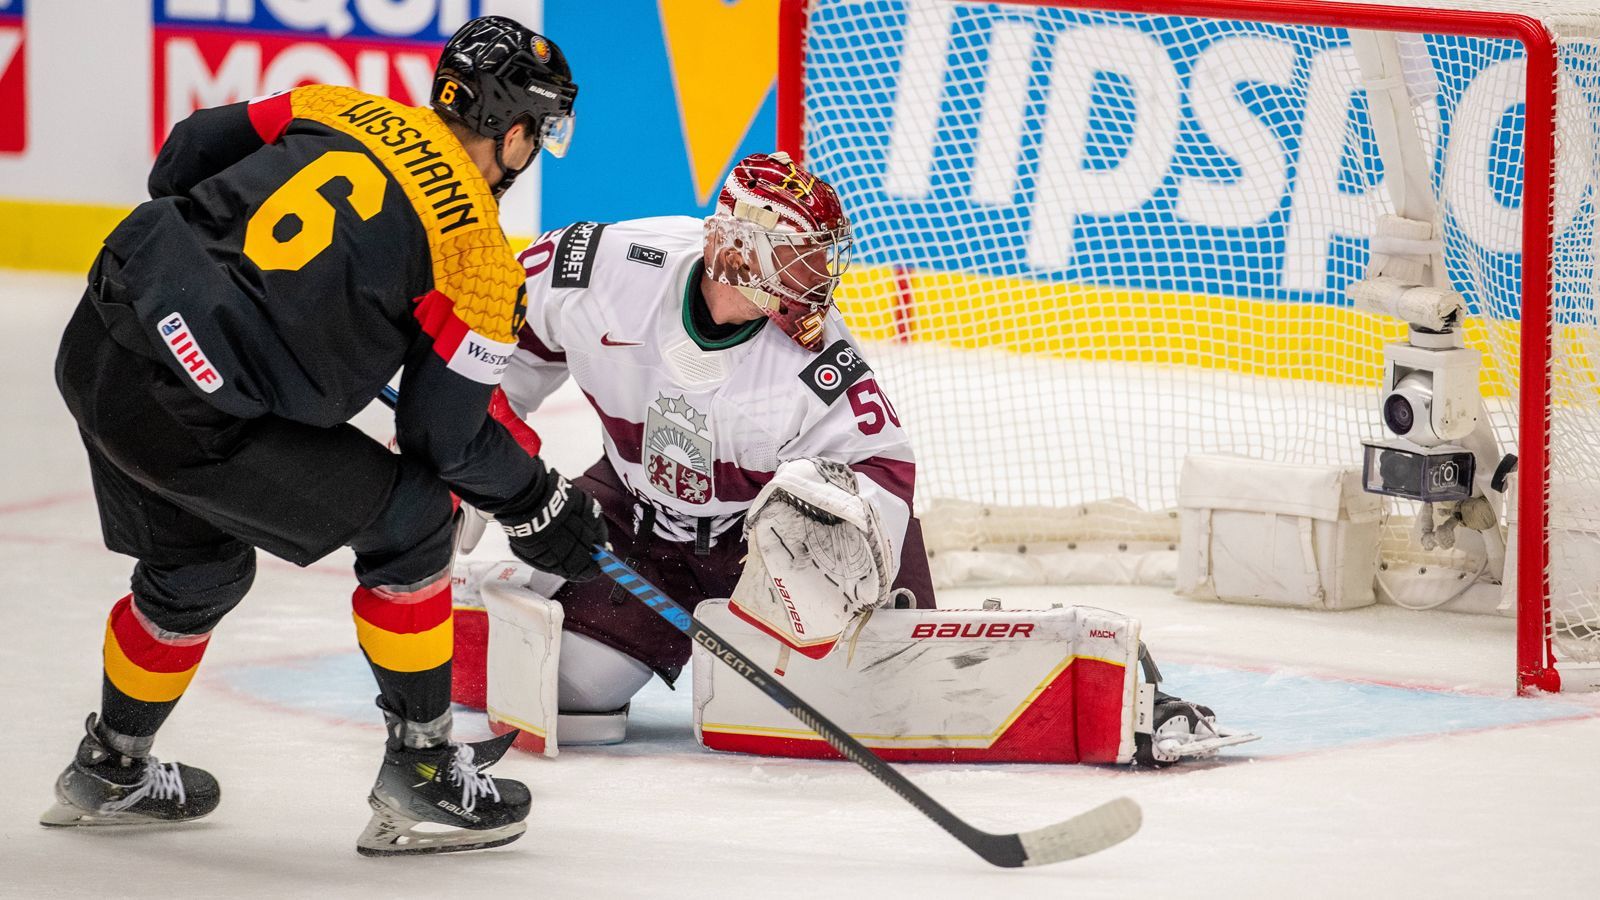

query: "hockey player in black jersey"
(43, 17), (606, 856)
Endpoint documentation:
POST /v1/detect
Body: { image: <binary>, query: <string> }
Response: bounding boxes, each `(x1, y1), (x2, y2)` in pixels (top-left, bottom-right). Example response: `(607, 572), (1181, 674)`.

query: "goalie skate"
(1135, 691), (1259, 767)
(356, 730), (531, 857)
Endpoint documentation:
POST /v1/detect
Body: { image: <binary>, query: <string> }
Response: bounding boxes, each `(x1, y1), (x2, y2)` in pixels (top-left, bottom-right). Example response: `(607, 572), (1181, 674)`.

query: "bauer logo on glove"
(497, 470), (608, 582)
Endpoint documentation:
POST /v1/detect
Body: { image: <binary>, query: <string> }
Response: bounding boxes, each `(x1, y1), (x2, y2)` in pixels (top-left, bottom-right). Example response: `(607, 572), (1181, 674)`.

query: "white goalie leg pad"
(452, 559), (567, 711)
(694, 600), (1141, 764)
(455, 558), (567, 610)
(482, 578), (565, 758)
(480, 568), (654, 754)
(730, 458), (896, 659)
(451, 502), (493, 558)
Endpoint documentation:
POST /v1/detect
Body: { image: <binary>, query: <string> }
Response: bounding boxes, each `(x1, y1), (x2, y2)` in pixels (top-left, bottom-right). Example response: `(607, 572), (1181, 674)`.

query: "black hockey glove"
(496, 471), (608, 582)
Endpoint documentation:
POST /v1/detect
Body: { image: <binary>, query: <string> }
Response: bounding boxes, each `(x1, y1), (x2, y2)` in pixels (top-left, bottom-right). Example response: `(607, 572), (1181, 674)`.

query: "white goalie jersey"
(506, 216), (916, 561)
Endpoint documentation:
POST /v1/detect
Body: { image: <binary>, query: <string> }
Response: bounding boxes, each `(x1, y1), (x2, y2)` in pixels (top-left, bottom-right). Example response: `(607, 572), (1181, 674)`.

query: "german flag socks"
(352, 576), (454, 726)
(100, 594), (211, 739)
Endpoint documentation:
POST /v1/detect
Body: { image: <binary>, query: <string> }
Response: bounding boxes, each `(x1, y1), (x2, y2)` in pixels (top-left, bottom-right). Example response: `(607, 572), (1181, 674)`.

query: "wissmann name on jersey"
(336, 99), (481, 236)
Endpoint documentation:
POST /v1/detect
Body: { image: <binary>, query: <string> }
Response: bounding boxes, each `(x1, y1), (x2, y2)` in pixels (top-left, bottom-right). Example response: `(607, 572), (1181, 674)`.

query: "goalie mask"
(705, 152), (853, 351)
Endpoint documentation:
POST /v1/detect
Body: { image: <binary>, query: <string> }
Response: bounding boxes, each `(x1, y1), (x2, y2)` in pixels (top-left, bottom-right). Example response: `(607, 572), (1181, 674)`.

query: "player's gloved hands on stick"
(497, 470), (608, 581)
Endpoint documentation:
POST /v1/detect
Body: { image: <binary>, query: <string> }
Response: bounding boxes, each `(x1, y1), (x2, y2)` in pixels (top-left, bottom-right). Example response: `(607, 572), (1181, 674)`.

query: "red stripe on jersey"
(107, 595), (211, 673)
(352, 582), (452, 635)
(581, 389), (644, 463)
(851, 456), (916, 508)
(712, 461), (772, 502)
(246, 91), (294, 143)
(711, 458), (911, 506)
(412, 290), (470, 362)
(489, 386), (542, 456)
(516, 323), (566, 362)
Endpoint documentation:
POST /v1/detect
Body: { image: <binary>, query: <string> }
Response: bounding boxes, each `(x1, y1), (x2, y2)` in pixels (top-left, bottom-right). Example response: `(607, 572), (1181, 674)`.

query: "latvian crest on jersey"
(645, 394), (713, 505)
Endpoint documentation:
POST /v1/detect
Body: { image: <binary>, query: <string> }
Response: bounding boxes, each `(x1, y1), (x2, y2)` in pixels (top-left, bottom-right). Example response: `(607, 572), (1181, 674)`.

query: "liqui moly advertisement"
(152, 1), (511, 154)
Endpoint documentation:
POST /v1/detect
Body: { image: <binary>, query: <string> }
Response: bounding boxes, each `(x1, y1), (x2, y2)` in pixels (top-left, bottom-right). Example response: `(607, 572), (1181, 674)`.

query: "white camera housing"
(1380, 332), (1481, 447)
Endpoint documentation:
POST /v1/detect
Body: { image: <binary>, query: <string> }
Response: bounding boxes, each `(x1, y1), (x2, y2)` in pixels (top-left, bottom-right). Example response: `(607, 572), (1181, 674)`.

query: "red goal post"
(778, 0), (1600, 693)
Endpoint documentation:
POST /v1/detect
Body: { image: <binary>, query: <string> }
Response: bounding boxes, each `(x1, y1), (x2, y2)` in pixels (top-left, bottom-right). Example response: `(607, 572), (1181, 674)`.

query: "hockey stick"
(592, 548), (1142, 868)
(375, 385), (1141, 866)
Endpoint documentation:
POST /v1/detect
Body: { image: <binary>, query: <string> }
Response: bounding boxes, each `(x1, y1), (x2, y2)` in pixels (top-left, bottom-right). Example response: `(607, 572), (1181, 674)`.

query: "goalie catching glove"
(497, 468), (608, 582)
(730, 458), (897, 659)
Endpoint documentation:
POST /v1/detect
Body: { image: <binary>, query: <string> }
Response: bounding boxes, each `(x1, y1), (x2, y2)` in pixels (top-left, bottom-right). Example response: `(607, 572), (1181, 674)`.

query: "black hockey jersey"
(91, 86), (536, 511)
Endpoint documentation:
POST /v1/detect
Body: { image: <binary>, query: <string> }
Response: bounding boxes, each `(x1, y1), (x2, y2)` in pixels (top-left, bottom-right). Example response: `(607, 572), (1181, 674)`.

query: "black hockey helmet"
(433, 16), (578, 193)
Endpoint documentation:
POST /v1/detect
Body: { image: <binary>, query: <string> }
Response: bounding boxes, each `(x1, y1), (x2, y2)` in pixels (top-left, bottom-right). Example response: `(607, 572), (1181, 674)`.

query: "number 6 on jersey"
(244, 151), (387, 272)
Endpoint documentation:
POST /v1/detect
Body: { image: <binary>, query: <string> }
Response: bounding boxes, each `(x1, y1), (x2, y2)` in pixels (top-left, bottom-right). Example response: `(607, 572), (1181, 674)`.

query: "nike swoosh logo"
(600, 333), (643, 347)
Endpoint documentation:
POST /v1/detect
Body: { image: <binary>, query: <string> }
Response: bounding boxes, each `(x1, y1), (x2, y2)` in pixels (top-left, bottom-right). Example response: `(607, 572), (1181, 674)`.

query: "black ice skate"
(40, 714), (220, 827)
(1132, 645), (1259, 767)
(357, 722), (531, 857)
(1134, 691), (1259, 767)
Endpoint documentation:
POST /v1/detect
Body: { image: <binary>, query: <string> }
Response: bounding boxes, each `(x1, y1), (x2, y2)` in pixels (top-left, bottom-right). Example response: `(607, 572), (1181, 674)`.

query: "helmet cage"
(708, 206), (853, 351)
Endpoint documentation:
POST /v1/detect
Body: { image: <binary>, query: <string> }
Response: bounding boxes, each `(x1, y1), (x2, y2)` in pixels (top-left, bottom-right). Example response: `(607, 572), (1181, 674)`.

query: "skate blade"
(39, 801), (181, 828)
(1155, 731), (1261, 759)
(355, 800), (527, 857)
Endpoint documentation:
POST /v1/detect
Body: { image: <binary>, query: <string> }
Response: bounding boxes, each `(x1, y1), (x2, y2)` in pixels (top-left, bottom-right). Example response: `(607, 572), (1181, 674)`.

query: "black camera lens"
(1378, 448), (1423, 497)
(1383, 393), (1415, 435)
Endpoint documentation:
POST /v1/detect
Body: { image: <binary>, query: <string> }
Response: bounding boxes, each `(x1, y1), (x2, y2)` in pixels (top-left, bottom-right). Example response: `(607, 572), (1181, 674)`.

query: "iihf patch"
(799, 339), (869, 404)
(157, 313), (224, 394)
(627, 243), (666, 267)
(552, 222), (607, 289)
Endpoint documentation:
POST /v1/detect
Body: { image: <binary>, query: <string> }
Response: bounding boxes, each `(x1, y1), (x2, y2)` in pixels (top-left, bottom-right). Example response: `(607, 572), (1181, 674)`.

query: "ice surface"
(4, 271), (1598, 898)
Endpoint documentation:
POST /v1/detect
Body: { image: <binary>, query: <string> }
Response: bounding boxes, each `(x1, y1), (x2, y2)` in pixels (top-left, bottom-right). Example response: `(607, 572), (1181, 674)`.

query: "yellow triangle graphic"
(659, 0), (780, 206)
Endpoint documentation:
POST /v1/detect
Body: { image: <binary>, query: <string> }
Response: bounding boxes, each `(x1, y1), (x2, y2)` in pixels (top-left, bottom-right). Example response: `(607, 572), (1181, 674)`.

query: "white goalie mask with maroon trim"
(704, 152), (853, 351)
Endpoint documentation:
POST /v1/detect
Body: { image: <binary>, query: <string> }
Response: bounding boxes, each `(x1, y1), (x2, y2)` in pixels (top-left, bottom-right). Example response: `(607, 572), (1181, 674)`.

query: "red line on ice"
(0, 490), (94, 517)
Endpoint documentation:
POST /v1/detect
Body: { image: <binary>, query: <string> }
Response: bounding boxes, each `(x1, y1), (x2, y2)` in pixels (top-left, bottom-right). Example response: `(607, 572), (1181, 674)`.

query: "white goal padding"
(1176, 454), (1382, 610)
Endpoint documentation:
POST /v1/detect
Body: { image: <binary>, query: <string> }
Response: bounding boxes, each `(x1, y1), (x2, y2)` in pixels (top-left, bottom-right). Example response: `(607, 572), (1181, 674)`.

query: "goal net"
(781, 0), (1600, 691)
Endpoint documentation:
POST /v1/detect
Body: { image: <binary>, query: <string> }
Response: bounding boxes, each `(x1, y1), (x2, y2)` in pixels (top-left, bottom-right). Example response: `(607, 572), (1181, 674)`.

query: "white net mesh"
(794, 0), (1600, 682)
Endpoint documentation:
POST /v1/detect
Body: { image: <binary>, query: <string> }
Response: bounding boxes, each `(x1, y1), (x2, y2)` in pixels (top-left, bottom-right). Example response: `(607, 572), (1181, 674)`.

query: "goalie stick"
(375, 384), (1141, 866)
